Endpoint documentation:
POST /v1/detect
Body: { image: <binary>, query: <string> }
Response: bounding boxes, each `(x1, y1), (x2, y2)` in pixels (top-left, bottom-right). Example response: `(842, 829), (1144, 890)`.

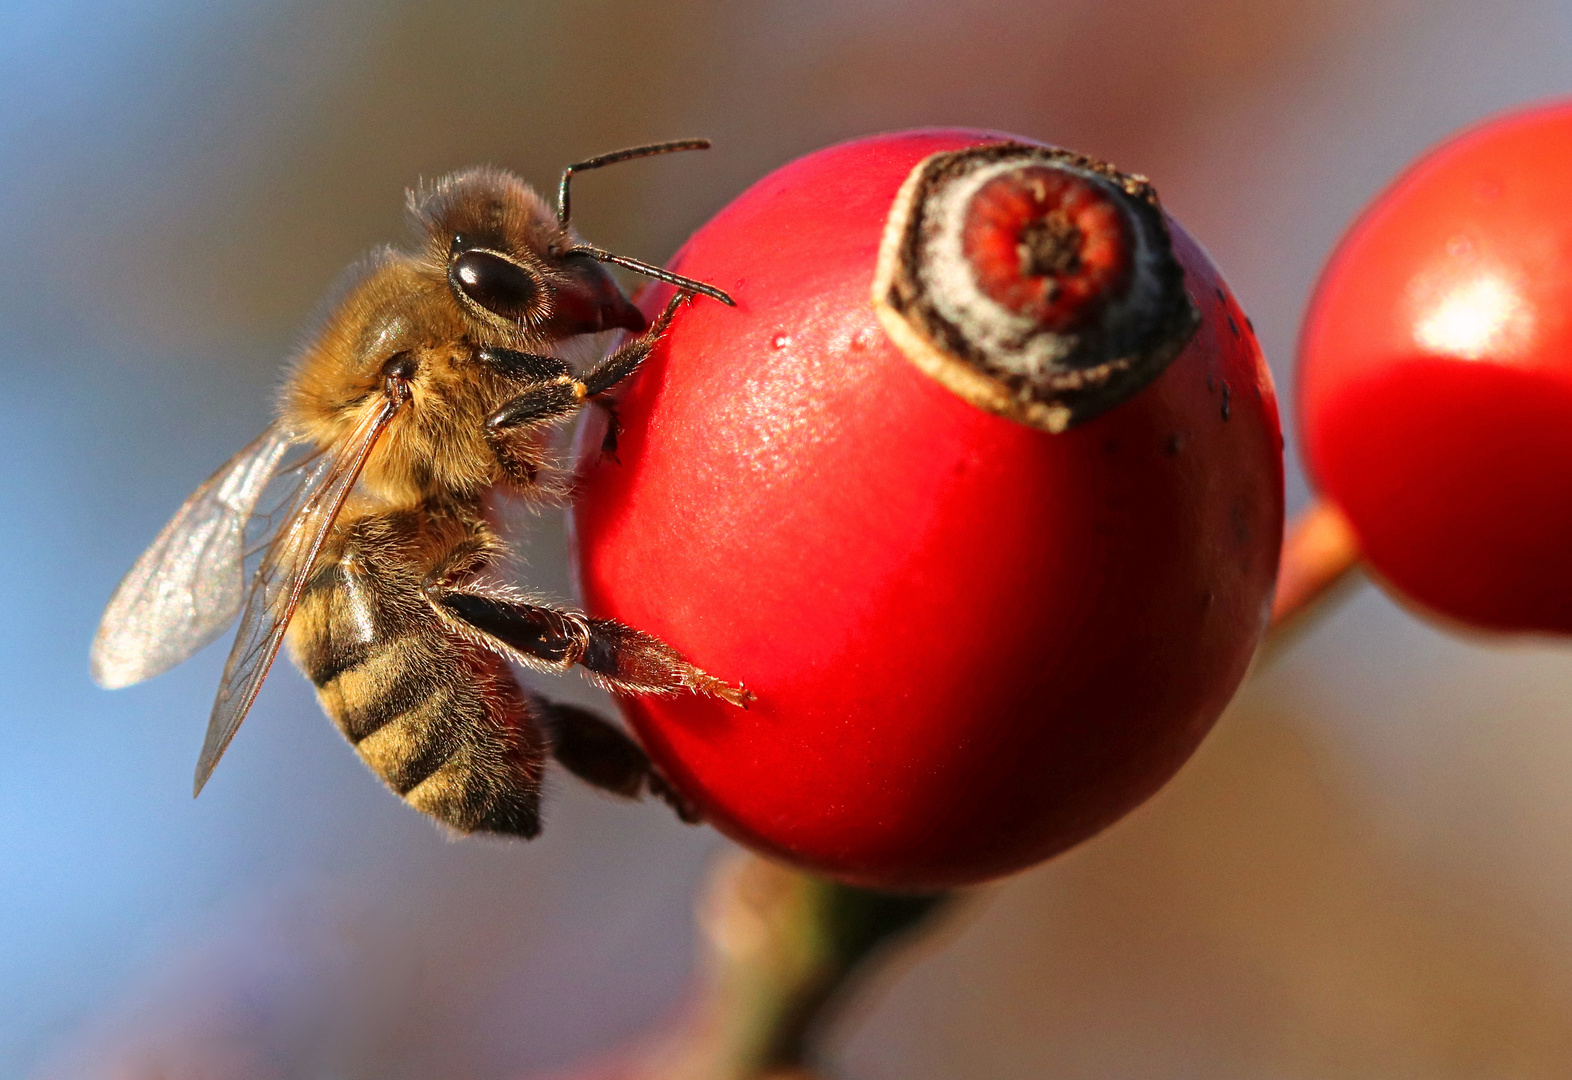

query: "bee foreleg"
(578, 289), (690, 398)
(535, 699), (701, 823)
(478, 347), (572, 382)
(485, 377), (584, 431)
(483, 292), (687, 434)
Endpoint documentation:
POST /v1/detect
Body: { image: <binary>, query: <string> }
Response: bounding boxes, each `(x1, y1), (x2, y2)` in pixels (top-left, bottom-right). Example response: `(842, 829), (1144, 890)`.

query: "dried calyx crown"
(872, 143), (1199, 433)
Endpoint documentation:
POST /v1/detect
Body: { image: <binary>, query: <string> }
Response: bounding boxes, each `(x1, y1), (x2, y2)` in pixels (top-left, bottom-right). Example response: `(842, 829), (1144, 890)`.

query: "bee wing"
(193, 391), (405, 796)
(91, 425), (296, 690)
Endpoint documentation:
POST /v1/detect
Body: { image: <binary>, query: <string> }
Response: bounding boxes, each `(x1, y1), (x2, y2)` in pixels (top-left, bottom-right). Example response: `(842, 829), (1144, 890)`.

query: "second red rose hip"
(1299, 100), (1572, 634)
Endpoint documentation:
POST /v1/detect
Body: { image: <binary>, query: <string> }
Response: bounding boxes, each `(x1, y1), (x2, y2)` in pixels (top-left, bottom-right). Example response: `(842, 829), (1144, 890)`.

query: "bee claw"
(597, 400), (623, 463)
(647, 771), (703, 824)
(718, 683), (755, 710)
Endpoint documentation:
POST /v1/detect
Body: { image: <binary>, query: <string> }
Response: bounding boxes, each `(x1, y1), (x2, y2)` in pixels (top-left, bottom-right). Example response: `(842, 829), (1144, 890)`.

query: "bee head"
(410, 167), (646, 343)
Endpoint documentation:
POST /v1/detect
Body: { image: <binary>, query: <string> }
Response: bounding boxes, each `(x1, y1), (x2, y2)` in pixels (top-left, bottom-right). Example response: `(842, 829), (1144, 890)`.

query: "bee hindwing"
(91, 425), (295, 690)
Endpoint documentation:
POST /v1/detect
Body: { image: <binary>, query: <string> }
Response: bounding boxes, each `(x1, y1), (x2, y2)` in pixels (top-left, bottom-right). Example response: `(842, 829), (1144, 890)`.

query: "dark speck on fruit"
(1231, 502), (1250, 545)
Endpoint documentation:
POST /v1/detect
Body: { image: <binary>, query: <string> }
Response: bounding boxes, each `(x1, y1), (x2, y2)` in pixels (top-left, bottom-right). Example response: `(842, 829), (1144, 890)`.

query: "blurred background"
(6, 0), (1572, 1076)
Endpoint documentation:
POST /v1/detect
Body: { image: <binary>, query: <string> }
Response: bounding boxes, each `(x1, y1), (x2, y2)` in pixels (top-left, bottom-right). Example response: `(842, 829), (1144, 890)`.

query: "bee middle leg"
(536, 698), (701, 822)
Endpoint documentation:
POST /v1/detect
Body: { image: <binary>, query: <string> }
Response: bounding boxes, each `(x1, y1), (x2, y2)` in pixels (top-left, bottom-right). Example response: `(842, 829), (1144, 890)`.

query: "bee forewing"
(91, 425), (295, 689)
(194, 393), (404, 796)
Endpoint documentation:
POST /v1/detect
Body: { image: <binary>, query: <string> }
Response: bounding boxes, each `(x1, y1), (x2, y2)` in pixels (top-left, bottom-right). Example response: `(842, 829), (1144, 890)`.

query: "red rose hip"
(572, 131), (1283, 888)
(1299, 100), (1572, 633)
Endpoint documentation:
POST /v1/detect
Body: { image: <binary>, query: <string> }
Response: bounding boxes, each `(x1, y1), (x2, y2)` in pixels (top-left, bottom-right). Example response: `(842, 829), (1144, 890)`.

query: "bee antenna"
(564, 244), (735, 307)
(556, 138), (712, 229)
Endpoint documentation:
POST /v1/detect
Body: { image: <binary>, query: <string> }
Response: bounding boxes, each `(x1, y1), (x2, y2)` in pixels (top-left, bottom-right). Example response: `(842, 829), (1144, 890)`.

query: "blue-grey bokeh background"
(7, 2), (1572, 1076)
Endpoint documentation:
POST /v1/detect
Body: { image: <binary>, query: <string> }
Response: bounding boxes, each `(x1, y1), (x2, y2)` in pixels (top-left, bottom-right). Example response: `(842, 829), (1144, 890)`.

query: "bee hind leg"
(578, 617), (753, 709)
(431, 587), (753, 708)
(536, 699), (701, 823)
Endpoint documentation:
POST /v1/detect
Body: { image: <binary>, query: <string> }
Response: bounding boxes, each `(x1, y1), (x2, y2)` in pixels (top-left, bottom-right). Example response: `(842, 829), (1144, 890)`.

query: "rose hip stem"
(1267, 498), (1364, 633)
(569, 853), (944, 1080)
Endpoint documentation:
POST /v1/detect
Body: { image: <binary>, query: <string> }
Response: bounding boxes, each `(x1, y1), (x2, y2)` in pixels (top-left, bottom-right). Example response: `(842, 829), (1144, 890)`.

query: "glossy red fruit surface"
(1300, 100), (1572, 633)
(571, 130), (1283, 889)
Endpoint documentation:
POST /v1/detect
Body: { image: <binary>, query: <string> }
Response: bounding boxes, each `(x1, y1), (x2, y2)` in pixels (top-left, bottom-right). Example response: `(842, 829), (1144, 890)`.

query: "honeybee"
(91, 140), (749, 837)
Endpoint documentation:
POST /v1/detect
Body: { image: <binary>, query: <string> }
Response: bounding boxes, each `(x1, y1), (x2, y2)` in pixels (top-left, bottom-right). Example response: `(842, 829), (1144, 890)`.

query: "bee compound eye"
(450, 249), (538, 321)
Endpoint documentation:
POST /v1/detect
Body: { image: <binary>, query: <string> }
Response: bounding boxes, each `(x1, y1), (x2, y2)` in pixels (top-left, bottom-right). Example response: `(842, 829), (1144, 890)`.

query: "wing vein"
(194, 391), (405, 795)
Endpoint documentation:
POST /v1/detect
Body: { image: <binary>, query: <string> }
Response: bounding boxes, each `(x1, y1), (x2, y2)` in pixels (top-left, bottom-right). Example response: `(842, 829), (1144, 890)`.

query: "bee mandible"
(91, 140), (748, 837)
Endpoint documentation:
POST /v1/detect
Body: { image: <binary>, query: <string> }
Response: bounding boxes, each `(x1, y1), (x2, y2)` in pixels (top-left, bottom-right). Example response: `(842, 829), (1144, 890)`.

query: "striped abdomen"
(287, 551), (547, 837)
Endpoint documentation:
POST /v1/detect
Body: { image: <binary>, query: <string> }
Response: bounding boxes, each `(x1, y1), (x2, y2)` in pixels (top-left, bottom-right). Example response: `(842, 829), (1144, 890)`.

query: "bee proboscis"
(92, 140), (749, 837)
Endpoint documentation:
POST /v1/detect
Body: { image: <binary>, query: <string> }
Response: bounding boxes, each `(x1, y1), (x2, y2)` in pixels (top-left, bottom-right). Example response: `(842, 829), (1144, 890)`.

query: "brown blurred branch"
(1264, 498), (1364, 652)
(562, 500), (1367, 1080)
(569, 853), (946, 1080)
